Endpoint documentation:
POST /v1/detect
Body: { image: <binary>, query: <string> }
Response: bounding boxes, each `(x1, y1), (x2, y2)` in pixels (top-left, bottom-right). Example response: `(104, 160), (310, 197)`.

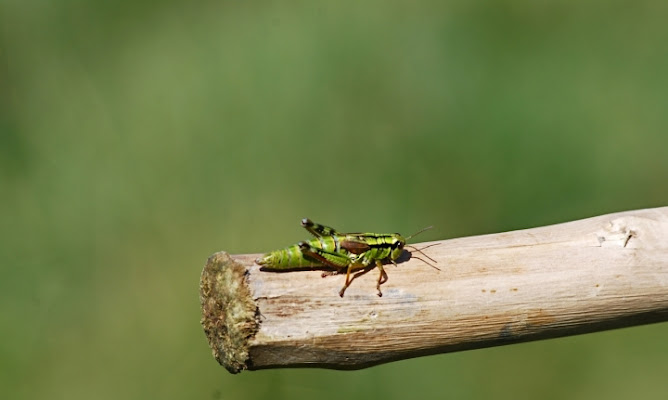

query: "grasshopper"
(256, 218), (439, 297)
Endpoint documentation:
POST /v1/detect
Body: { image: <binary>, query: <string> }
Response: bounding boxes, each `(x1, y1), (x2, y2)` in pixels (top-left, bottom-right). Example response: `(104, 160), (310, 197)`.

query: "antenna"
(405, 225), (433, 242)
(403, 226), (440, 271)
(405, 245), (441, 271)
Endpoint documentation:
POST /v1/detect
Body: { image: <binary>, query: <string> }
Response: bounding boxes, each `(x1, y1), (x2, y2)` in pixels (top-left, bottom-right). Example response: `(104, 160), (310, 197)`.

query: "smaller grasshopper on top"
(256, 218), (439, 297)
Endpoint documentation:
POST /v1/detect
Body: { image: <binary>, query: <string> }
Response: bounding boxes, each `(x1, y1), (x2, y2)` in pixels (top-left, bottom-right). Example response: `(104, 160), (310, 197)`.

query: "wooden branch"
(200, 207), (668, 374)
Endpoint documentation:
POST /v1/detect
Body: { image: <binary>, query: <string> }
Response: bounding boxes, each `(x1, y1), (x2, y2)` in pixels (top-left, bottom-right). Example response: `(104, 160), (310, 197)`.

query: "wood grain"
(200, 207), (668, 373)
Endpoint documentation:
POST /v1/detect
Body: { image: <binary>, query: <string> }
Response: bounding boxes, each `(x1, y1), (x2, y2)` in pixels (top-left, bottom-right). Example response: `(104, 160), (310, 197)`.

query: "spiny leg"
(298, 241), (355, 295)
(298, 241), (350, 268)
(301, 218), (339, 238)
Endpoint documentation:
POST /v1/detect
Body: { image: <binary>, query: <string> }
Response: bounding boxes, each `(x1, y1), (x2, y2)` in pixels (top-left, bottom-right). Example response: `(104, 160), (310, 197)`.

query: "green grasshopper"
(256, 218), (439, 297)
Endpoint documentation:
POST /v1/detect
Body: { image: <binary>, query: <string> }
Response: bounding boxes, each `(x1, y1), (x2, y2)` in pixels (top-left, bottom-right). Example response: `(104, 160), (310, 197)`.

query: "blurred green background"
(2, 1), (668, 399)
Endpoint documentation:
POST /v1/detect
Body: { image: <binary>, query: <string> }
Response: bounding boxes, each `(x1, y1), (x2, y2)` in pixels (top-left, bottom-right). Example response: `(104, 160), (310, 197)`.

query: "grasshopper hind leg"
(298, 241), (354, 295)
(301, 218), (339, 238)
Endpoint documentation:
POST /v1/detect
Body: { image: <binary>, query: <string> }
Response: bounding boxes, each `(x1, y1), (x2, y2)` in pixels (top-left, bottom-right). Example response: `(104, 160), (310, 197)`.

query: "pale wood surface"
(200, 207), (668, 373)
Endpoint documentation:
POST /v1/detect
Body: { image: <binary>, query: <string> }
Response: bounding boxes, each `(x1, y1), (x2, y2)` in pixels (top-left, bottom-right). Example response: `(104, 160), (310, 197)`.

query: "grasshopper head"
(389, 234), (406, 261)
(390, 226), (439, 271)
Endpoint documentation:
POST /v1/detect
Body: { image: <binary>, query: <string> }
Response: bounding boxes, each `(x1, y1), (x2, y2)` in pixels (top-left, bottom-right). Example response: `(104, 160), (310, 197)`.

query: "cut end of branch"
(199, 252), (258, 374)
